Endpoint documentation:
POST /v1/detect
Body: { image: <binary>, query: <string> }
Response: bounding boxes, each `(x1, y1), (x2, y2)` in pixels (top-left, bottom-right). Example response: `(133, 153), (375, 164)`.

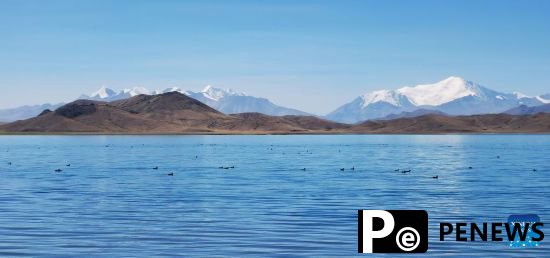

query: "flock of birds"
(2, 145), (542, 179)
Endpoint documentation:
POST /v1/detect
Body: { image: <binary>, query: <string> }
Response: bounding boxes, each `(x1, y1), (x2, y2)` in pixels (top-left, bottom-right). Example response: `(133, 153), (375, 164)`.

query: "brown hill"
(1, 100), (167, 133)
(351, 113), (550, 133)
(223, 113), (351, 132)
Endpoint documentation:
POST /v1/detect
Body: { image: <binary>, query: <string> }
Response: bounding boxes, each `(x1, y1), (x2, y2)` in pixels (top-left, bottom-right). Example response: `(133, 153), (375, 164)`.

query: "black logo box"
(358, 210), (428, 253)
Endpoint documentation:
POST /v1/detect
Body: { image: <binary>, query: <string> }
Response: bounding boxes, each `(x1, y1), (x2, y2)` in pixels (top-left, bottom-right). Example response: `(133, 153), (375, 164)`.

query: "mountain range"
(0, 92), (348, 133)
(81, 85), (310, 116)
(326, 76), (549, 123)
(1, 76), (548, 123)
(1, 91), (548, 134)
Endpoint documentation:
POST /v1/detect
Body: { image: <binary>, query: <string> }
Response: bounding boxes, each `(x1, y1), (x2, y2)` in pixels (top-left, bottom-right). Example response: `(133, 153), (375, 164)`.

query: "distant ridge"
(378, 109), (447, 120)
(0, 103), (64, 122)
(504, 104), (550, 115)
(351, 113), (550, 134)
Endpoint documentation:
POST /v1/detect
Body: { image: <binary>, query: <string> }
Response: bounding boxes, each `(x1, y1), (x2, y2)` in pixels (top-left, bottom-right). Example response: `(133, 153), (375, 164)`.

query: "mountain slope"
(1, 100), (166, 133)
(184, 86), (310, 116)
(378, 109), (446, 120)
(326, 76), (548, 123)
(504, 103), (550, 115)
(226, 113), (351, 131)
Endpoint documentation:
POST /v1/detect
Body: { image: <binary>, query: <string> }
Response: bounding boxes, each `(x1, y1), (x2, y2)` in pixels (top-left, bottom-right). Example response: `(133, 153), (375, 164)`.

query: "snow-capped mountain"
(326, 76), (549, 123)
(185, 86), (310, 116)
(195, 85), (246, 101)
(81, 85), (310, 116)
(0, 103), (64, 122)
(80, 86), (151, 101)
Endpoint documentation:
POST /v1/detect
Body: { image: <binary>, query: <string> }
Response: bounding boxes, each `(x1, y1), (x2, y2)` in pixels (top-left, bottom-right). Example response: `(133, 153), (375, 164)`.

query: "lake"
(0, 135), (548, 257)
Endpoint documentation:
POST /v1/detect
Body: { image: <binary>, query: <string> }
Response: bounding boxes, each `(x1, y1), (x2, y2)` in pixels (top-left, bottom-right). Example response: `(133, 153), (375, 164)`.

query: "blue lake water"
(0, 135), (549, 257)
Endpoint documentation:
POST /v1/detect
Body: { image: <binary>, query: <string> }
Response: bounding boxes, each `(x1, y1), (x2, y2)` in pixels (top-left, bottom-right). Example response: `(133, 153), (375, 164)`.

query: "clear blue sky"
(1, 0), (549, 114)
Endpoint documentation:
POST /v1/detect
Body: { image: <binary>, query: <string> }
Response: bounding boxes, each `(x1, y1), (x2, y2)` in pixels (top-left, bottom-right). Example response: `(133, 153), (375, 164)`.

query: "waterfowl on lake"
(153, 166), (159, 170)
(340, 168), (345, 171)
(401, 169), (411, 173)
(433, 175), (439, 179)
(351, 166), (355, 171)
(167, 172), (174, 176)
(54, 169), (62, 172)
(301, 168), (306, 171)
(66, 164), (71, 167)
(533, 169), (537, 172)
(468, 166), (473, 169)
(394, 169), (399, 172)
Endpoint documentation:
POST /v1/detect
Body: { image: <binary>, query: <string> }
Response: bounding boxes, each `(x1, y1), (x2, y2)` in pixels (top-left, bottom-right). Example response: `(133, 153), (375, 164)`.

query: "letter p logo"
(358, 210), (428, 253)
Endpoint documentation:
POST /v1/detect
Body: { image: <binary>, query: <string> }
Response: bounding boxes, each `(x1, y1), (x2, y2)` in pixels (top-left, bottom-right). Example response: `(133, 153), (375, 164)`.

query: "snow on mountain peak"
(84, 85), (246, 102)
(200, 85), (245, 101)
(90, 86), (116, 99)
(360, 90), (401, 107)
(396, 76), (481, 106)
(357, 76), (481, 108)
(513, 91), (530, 99)
(122, 87), (150, 96)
